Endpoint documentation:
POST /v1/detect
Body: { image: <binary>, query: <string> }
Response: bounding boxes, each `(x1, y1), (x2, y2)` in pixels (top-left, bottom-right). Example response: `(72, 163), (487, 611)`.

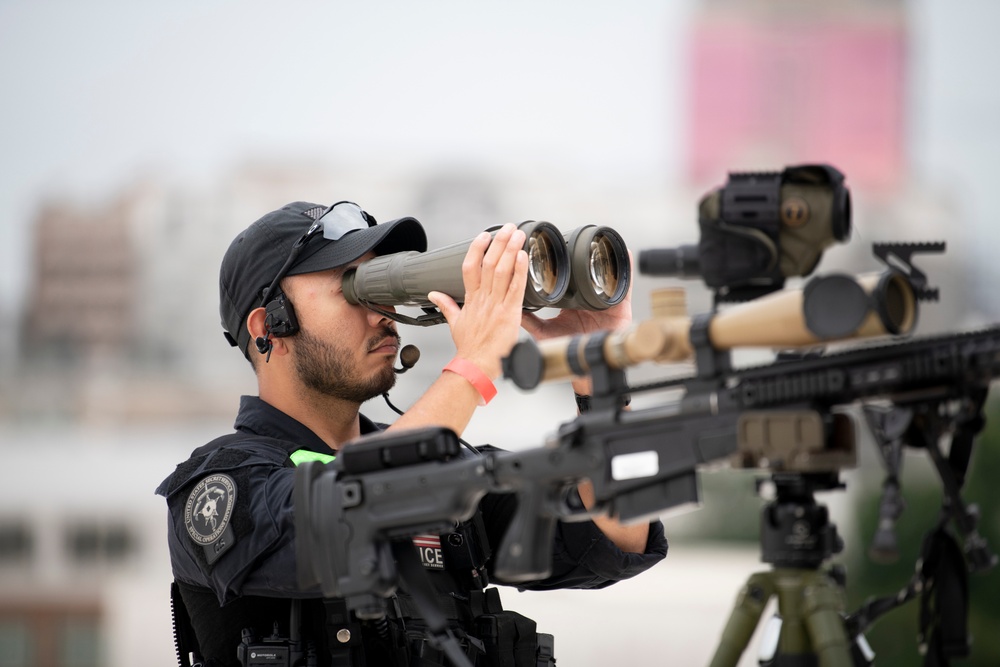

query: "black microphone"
(254, 336), (271, 355)
(394, 345), (420, 373)
(254, 335), (273, 363)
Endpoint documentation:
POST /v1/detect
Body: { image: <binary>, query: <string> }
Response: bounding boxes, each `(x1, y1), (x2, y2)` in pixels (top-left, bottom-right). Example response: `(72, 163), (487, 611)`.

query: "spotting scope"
(341, 221), (631, 325)
(639, 164), (851, 302)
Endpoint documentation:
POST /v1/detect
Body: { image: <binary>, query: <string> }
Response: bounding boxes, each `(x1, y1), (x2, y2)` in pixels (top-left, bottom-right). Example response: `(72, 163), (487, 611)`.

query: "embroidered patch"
(413, 534), (445, 570)
(184, 474), (237, 564)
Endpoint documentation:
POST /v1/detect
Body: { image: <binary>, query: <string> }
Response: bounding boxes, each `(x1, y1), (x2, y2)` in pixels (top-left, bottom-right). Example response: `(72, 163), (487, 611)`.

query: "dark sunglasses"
(259, 201), (375, 306)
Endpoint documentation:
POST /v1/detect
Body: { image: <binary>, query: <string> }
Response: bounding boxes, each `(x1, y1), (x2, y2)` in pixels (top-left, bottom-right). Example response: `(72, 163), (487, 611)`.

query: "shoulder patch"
(184, 473), (238, 564)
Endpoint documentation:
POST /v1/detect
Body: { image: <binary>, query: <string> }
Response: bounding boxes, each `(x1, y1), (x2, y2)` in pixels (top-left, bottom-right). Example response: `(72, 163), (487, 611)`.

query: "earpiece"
(254, 336), (272, 356)
(252, 291), (298, 363)
(263, 292), (299, 338)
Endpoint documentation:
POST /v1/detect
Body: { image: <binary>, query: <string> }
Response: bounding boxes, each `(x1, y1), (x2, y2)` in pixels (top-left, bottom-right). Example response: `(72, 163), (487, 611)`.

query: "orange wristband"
(443, 357), (497, 406)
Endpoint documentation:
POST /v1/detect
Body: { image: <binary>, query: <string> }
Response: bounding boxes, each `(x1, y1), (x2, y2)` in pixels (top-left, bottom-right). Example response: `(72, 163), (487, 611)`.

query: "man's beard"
(292, 326), (399, 403)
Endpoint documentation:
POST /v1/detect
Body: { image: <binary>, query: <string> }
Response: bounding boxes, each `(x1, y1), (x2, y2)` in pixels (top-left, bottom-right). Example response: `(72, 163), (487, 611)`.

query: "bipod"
(710, 472), (874, 667)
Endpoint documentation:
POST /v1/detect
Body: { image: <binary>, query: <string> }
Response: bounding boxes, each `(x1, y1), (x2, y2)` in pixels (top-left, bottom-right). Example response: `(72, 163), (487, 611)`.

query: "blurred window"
(64, 522), (138, 565)
(58, 618), (101, 667)
(0, 522), (33, 565)
(0, 620), (32, 667)
(0, 606), (101, 667)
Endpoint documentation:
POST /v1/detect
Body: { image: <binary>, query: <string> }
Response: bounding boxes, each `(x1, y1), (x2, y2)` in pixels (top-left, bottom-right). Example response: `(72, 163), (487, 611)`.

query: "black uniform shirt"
(157, 396), (669, 663)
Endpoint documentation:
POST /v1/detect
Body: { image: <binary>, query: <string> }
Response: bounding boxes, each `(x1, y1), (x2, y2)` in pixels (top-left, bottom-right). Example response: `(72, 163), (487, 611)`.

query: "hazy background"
(1, 0), (999, 316)
(2, 1), (999, 665)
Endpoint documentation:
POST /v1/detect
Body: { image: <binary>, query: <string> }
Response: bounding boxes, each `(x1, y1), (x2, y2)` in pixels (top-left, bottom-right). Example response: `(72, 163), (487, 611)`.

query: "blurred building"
(687, 0), (907, 193)
(21, 199), (138, 366)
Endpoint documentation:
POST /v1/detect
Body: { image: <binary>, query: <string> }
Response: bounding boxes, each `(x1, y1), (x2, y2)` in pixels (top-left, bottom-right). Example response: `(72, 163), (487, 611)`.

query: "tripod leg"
(802, 576), (853, 667)
(710, 572), (776, 667)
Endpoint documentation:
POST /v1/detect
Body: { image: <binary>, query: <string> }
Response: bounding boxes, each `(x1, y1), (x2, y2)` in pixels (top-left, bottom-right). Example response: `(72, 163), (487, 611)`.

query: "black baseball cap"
(219, 201), (427, 357)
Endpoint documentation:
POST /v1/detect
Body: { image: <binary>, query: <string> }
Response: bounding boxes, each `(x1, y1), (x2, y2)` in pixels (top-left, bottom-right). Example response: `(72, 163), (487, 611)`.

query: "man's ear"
(246, 307), (290, 359)
(247, 307), (268, 342)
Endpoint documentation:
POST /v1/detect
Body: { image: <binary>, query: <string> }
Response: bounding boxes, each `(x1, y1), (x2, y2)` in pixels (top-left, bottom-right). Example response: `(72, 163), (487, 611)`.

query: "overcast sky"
(2, 0), (999, 318)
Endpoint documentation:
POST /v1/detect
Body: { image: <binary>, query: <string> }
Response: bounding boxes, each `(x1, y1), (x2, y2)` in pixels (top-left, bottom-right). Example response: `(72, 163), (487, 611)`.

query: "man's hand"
(520, 251), (634, 396)
(520, 250), (634, 342)
(427, 223), (529, 379)
(520, 297), (632, 341)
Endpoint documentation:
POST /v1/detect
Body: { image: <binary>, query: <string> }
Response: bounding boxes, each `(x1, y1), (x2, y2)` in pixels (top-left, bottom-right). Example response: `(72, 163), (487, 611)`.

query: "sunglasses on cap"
(258, 201), (375, 306)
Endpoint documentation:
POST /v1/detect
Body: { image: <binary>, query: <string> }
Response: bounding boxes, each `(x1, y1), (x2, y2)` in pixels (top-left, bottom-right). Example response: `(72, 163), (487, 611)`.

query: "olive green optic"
(341, 221), (631, 326)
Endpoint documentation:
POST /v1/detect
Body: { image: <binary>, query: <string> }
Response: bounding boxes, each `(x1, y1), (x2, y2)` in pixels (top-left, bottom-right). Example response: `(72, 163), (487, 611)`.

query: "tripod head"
(758, 472), (845, 570)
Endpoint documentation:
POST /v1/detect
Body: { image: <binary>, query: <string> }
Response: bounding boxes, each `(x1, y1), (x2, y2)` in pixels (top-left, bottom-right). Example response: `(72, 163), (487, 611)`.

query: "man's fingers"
(427, 291), (461, 326)
(489, 227), (526, 298)
(520, 310), (544, 336)
(476, 225), (507, 293)
(505, 247), (529, 307)
(462, 232), (492, 294)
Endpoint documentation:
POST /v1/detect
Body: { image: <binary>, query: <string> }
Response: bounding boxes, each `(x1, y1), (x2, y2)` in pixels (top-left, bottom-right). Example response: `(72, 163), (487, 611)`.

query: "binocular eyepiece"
(342, 221), (631, 324)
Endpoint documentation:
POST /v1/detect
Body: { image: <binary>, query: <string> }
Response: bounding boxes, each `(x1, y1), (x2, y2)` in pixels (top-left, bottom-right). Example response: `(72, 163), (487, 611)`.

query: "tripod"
(709, 473), (872, 667)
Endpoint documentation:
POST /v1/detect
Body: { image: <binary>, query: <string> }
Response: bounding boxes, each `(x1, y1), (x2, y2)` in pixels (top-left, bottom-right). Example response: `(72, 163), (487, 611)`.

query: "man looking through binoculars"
(158, 201), (667, 667)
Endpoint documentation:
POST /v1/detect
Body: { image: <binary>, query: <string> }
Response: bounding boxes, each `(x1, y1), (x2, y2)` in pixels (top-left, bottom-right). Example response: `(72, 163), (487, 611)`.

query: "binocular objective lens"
(589, 235), (619, 298)
(527, 232), (559, 297)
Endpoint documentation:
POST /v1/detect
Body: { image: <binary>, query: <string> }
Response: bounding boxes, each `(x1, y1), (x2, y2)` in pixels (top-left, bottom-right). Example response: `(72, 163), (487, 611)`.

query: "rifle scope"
(341, 222), (631, 317)
(504, 270), (917, 388)
(639, 164), (851, 301)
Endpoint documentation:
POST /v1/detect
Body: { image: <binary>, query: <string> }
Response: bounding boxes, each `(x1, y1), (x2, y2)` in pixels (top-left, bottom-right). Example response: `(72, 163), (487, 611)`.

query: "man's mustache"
(367, 326), (401, 352)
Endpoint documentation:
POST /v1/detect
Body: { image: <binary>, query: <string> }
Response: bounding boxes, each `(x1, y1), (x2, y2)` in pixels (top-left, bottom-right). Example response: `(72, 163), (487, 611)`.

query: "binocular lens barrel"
(527, 231), (560, 299)
(590, 234), (619, 298)
(552, 225), (632, 311)
(342, 220), (572, 310)
(520, 221), (570, 306)
(341, 221), (631, 316)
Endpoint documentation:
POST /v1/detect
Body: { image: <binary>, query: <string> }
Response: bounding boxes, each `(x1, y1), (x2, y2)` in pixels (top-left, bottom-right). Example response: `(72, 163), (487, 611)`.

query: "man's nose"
(366, 304), (396, 326)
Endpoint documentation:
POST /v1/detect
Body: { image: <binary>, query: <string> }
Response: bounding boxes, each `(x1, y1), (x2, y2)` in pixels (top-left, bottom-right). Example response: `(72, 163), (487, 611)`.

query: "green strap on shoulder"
(289, 449), (336, 466)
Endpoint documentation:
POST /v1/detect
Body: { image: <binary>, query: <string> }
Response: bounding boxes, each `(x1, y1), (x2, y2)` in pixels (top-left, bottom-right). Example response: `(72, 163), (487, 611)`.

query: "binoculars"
(342, 222), (631, 324)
